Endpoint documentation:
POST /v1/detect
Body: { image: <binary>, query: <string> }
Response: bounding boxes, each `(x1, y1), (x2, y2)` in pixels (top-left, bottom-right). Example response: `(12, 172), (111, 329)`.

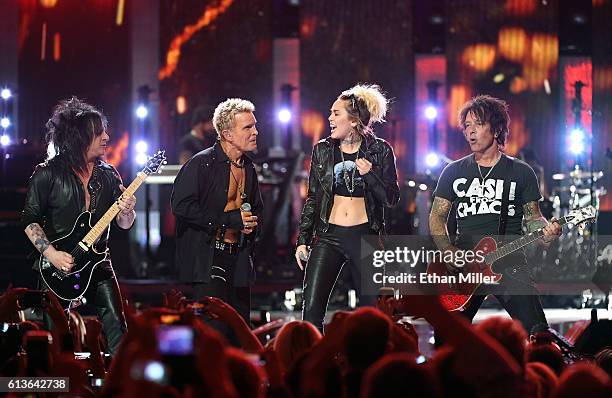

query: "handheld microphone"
(240, 203), (251, 212)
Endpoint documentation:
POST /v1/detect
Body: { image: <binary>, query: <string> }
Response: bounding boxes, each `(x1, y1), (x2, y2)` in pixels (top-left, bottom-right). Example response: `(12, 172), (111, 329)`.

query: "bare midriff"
(328, 195), (368, 226)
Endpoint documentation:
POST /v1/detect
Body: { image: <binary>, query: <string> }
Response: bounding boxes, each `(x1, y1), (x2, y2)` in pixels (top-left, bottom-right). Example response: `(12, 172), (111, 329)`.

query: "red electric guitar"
(426, 206), (597, 311)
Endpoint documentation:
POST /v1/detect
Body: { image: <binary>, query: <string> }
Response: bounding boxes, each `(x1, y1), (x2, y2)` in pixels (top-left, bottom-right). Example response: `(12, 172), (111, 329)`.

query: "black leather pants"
(461, 268), (549, 335)
(40, 265), (127, 356)
(192, 249), (251, 346)
(302, 223), (376, 333)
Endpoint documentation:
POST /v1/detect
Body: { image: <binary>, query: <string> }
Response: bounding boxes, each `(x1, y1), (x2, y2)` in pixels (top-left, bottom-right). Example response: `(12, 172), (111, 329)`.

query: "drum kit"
(539, 167), (607, 284)
(550, 167), (605, 222)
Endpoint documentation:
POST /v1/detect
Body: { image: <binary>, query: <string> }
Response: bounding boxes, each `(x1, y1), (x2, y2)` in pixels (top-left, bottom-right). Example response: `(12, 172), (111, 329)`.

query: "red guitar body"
(425, 237), (503, 311)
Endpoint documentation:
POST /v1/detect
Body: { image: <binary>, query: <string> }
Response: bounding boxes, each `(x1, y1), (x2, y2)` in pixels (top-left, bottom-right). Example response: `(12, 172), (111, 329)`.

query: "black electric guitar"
(39, 151), (166, 304)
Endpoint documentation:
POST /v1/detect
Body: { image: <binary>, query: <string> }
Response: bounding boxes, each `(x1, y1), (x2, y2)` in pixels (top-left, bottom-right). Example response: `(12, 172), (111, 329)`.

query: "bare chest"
(224, 166), (246, 211)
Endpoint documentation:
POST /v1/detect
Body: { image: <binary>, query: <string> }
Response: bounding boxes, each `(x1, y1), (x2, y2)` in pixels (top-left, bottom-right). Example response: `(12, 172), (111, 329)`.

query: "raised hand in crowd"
(192, 318), (238, 398)
(163, 288), (188, 311)
(45, 291), (70, 339)
(199, 296), (263, 353)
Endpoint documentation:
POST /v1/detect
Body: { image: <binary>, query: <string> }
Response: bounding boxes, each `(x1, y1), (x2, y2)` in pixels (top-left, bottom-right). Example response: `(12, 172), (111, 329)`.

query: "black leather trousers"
(302, 223), (376, 333)
(192, 249), (251, 346)
(461, 268), (549, 335)
(40, 265), (127, 356)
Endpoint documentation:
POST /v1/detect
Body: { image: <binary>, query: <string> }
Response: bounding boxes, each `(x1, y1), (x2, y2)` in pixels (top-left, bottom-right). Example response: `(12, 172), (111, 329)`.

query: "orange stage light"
(116, 0), (125, 26)
(176, 96), (187, 114)
(300, 110), (326, 144)
(53, 32), (60, 61)
(530, 34), (558, 68)
(522, 63), (549, 91)
(509, 76), (528, 94)
(40, 0), (58, 8)
(504, 0), (536, 16)
(159, 0), (235, 81)
(505, 115), (529, 156)
(461, 44), (496, 72)
(448, 85), (470, 127)
(105, 131), (129, 168)
(498, 27), (528, 62)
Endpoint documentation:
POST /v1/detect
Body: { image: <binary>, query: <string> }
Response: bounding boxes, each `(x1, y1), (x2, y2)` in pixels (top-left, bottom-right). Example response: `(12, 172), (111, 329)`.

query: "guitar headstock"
(564, 205), (597, 227)
(142, 150), (167, 175)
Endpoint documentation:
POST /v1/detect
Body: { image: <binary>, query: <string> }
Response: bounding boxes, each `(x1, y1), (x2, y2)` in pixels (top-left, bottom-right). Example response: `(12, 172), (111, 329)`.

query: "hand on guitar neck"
(540, 218), (562, 245)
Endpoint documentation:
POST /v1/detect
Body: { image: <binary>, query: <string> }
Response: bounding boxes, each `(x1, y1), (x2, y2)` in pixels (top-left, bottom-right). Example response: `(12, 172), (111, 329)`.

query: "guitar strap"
(498, 154), (513, 243)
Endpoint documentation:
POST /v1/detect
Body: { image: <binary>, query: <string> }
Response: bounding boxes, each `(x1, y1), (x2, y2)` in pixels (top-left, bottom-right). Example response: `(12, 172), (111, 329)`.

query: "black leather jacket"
(297, 135), (400, 246)
(171, 142), (264, 285)
(21, 156), (126, 252)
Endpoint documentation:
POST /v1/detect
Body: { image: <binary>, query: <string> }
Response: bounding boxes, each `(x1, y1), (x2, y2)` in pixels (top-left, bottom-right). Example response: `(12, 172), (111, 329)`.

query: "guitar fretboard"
(486, 216), (570, 263)
(81, 172), (147, 247)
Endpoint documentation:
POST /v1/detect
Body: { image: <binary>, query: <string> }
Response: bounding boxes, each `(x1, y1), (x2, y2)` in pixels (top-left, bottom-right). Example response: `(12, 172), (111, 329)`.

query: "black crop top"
(333, 144), (365, 197)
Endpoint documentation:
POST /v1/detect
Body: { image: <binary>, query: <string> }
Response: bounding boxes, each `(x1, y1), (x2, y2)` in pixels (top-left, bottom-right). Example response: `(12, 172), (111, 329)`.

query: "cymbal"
(552, 170), (603, 181)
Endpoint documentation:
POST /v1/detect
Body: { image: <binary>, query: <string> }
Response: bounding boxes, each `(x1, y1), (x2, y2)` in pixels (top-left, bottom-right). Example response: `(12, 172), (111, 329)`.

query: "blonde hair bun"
(343, 84), (388, 124)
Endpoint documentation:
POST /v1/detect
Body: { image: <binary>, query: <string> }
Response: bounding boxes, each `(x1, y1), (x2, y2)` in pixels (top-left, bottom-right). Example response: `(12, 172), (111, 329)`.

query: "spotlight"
(135, 152), (148, 165)
(408, 180), (416, 188)
(135, 140), (148, 153)
(277, 108), (292, 123)
(424, 105), (438, 120)
(425, 152), (440, 168)
(569, 140), (584, 155)
(0, 88), (11, 100)
(568, 127), (585, 155)
(0, 117), (10, 129)
(419, 183), (428, 191)
(0, 134), (10, 146)
(136, 104), (149, 119)
(570, 128), (584, 141)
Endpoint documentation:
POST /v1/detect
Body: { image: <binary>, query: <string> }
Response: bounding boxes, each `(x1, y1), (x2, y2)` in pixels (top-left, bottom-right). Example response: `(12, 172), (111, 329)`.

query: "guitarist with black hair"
(429, 95), (562, 336)
(21, 97), (135, 355)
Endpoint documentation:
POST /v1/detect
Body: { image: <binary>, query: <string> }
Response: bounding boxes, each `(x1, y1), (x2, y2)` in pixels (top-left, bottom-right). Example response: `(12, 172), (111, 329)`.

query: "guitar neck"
(81, 172), (147, 247)
(487, 215), (570, 263)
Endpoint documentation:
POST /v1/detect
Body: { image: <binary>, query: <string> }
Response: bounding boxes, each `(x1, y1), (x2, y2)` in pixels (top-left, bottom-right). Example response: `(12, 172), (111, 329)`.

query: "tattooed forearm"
(525, 219), (547, 233)
(522, 201), (540, 220)
(522, 201), (547, 232)
(25, 223), (52, 254)
(429, 197), (453, 250)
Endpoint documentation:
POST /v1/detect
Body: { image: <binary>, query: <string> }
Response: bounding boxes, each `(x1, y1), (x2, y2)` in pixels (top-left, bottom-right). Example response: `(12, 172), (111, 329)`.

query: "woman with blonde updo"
(295, 84), (400, 332)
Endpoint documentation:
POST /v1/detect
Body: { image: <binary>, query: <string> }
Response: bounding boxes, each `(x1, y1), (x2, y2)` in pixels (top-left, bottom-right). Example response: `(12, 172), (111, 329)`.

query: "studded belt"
(214, 239), (239, 255)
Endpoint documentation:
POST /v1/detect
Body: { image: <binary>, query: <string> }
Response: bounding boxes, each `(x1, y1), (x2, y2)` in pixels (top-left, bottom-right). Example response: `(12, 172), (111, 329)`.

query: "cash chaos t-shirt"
(433, 153), (541, 251)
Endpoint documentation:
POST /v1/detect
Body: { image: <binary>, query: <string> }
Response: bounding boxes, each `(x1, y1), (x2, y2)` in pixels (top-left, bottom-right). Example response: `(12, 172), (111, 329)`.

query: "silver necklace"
(476, 154), (502, 195)
(229, 166), (248, 200)
(340, 148), (358, 198)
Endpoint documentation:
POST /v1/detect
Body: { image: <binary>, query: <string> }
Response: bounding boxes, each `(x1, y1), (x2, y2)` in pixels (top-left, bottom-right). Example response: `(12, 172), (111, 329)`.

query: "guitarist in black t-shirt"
(429, 95), (562, 335)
